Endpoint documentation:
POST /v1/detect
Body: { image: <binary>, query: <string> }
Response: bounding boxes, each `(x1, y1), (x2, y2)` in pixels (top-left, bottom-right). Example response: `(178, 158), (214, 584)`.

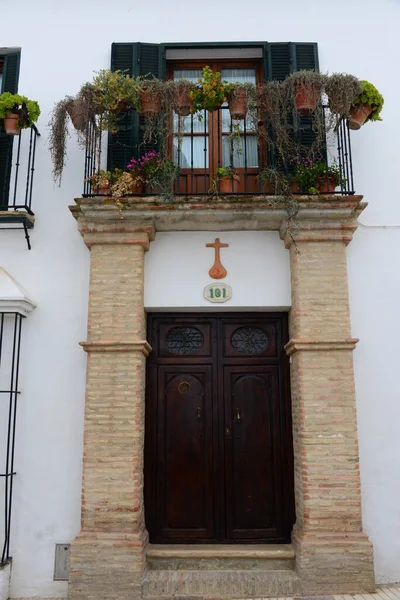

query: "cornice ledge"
(69, 195), (365, 233)
(80, 340), (152, 356)
(285, 338), (359, 356)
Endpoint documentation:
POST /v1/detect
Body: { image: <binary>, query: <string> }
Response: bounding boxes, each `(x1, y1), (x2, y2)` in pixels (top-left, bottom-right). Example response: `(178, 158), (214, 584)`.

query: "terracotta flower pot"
(348, 103), (372, 130)
(228, 89), (247, 120)
(219, 175), (240, 194)
(92, 182), (111, 195)
(66, 102), (86, 131)
(175, 90), (193, 117)
(117, 100), (130, 112)
(131, 180), (145, 194)
(295, 84), (319, 115)
(4, 113), (20, 135)
(317, 176), (337, 194)
(140, 89), (161, 116)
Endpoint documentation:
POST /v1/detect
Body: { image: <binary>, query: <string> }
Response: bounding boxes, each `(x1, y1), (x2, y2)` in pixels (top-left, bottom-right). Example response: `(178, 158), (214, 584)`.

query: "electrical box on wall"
(53, 544), (70, 581)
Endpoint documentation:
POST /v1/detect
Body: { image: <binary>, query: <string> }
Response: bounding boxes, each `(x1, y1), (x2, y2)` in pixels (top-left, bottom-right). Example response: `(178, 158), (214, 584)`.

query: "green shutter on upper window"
(264, 42), (319, 152)
(0, 50), (21, 208)
(107, 42), (165, 171)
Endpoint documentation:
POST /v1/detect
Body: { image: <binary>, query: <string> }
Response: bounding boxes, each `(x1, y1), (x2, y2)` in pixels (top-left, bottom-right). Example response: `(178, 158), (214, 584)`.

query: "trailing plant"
(165, 79), (195, 116)
(325, 73), (362, 116)
(351, 80), (384, 122)
(0, 92), (40, 127)
(189, 66), (233, 114)
(111, 170), (135, 197)
(85, 169), (112, 191)
(147, 158), (180, 202)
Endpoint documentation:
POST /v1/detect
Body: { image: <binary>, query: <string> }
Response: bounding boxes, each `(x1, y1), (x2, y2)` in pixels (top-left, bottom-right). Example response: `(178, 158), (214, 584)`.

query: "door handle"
(235, 407), (242, 423)
(196, 406), (202, 421)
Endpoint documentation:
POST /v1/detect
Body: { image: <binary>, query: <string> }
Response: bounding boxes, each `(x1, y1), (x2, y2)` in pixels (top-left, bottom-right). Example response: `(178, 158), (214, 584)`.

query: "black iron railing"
(0, 313), (23, 567)
(82, 105), (354, 198)
(0, 125), (40, 249)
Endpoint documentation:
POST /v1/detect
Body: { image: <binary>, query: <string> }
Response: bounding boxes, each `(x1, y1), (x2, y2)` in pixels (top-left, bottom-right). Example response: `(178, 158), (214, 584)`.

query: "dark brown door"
(145, 314), (294, 544)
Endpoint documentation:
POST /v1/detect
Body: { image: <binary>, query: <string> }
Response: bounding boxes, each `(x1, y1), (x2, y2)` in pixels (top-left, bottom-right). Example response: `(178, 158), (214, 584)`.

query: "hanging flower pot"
(348, 103), (372, 130)
(219, 174), (240, 194)
(317, 176), (337, 194)
(3, 113), (20, 135)
(228, 89), (247, 120)
(140, 89), (161, 116)
(175, 89), (193, 117)
(66, 101), (87, 131)
(295, 84), (319, 115)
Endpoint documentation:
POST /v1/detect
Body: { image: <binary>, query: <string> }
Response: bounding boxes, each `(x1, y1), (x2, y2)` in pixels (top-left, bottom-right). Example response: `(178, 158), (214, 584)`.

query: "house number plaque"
(204, 283), (232, 303)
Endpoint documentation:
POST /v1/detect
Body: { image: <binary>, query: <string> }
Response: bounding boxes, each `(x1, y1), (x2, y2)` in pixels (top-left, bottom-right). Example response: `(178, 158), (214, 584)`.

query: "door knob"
(235, 407), (242, 423)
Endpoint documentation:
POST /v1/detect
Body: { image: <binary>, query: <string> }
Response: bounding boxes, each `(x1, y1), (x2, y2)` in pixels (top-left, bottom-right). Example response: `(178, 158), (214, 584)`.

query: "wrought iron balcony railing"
(0, 125), (40, 249)
(82, 105), (354, 199)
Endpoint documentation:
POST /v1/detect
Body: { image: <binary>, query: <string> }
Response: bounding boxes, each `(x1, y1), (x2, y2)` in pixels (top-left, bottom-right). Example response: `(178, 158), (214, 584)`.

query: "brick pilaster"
(68, 222), (154, 600)
(281, 222), (375, 594)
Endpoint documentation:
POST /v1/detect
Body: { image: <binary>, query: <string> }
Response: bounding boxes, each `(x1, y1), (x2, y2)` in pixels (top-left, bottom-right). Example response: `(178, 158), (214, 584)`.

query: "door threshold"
(146, 543), (294, 560)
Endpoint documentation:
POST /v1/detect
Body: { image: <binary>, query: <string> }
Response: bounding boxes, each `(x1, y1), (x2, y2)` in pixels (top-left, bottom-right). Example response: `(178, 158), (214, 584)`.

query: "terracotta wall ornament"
(206, 238), (229, 279)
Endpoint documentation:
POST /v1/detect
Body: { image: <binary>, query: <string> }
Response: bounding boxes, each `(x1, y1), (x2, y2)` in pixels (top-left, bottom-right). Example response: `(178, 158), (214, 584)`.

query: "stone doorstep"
(146, 544), (296, 572)
(146, 544), (295, 560)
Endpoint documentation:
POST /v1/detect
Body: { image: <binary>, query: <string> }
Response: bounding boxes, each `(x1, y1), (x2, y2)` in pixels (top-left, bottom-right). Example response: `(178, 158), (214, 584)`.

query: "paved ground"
(261, 584), (400, 600)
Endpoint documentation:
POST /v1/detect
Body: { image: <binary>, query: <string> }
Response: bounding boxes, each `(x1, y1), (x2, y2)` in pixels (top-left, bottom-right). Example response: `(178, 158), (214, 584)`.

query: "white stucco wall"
(145, 231), (291, 310)
(0, 565), (11, 600)
(0, 0), (399, 596)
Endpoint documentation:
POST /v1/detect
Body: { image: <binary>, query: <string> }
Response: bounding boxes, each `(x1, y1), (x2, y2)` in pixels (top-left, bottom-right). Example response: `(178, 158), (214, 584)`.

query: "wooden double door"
(145, 313), (295, 544)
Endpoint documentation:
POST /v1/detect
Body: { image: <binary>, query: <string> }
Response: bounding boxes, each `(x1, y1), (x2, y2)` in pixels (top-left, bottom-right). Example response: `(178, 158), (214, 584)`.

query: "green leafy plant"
(216, 166), (237, 180)
(92, 69), (140, 131)
(189, 66), (233, 113)
(0, 92), (40, 127)
(351, 80), (384, 122)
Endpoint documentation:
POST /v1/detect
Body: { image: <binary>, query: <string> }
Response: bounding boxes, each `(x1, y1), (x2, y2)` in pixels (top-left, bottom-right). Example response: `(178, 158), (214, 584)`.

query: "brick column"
(281, 217), (375, 594)
(68, 222), (154, 600)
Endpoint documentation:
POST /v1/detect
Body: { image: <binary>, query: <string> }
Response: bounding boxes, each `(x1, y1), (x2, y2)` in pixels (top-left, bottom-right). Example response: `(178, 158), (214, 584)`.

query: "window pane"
(173, 110), (208, 134)
(173, 136), (209, 169)
(221, 69), (256, 85)
(222, 136), (258, 168)
(174, 69), (202, 83)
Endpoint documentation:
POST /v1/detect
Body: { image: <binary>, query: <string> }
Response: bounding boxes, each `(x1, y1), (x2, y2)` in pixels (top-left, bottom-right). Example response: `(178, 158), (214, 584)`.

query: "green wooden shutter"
(107, 42), (165, 171)
(263, 42), (319, 159)
(0, 50), (21, 208)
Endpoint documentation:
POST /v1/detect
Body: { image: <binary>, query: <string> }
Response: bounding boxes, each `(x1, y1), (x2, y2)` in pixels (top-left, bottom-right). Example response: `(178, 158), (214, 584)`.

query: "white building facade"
(0, 0), (399, 598)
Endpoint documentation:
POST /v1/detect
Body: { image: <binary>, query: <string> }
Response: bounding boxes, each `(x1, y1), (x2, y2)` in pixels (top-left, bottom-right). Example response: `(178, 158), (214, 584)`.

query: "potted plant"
(348, 80), (384, 130)
(167, 79), (195, 117)
(189, 66), (233, 115)
(146, 156), (180, 201)
(85, 170), (112, 195)
(291, 155), (342, 195)
(111, 170), (136, 198)
(137, 77), (164, 116)
(285, 71), (326, 116)
(325, 73), (362, 117)
(227, 83), (257, 120)
(0, 92), (40, 135)
(92, 69), (140, 129)
(216, 166), (240, 194)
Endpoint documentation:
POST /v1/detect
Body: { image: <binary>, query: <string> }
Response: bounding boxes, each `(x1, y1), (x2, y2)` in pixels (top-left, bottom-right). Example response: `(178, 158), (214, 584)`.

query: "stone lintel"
(80, 340), (152, 356)
(70, 195), (365, 234)
(285, 338), (359, 356)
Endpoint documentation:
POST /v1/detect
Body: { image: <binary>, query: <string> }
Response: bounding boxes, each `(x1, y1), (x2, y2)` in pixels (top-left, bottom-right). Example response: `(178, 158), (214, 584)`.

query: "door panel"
(224, 366), (283, 540)
(145, 313), (294, 544)
(156, 367), (215, 540)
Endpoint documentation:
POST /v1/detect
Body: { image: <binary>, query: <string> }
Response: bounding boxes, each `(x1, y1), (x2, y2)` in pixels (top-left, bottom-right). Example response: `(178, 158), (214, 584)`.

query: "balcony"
(0, 125), (40, 249)
(82, 105), (355, 201)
